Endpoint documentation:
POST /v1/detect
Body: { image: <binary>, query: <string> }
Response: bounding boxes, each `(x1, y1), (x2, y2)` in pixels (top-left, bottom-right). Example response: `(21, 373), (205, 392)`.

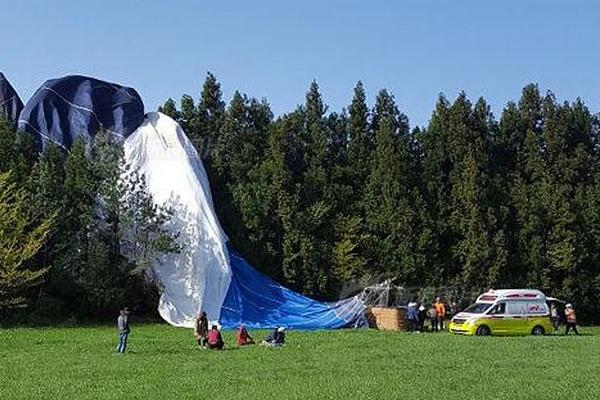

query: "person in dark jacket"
(116, 307), (130, 354)
(418, 305), (427, 332)
(406, 302), (419, 332)
(194, 311), (209, 349)
(206, 325), (224, 350)
(262, 327), (286, 346)
(550, 303), (560, 331)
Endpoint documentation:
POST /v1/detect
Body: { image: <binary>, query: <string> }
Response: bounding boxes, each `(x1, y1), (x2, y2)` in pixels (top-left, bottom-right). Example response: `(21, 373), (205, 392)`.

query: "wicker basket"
(367, 307), (406, 331)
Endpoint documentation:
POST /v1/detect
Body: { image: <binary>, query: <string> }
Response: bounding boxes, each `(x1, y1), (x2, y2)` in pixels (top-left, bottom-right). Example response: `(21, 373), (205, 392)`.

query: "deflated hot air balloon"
(18, 74), (367, 330)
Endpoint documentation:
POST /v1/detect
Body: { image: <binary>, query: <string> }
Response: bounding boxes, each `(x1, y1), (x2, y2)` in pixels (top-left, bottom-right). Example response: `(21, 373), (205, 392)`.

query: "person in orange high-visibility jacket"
(435, 297), (446, 331)
(564, 304), (580, 335)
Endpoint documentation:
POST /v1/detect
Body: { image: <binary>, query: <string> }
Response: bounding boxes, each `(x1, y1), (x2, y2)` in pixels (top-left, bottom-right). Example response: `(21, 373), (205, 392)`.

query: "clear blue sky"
(1, 0), (598, 127)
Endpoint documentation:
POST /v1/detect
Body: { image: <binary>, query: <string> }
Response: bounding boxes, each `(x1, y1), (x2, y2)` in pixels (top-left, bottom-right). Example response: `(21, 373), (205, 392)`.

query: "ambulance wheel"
(476, 325), (491, 336)
(531, 326), (545, 336)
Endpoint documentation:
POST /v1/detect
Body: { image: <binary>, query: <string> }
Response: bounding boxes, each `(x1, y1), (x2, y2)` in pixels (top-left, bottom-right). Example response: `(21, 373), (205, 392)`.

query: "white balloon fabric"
(123, 112), (232, 327)
(124, 111), (367, 330)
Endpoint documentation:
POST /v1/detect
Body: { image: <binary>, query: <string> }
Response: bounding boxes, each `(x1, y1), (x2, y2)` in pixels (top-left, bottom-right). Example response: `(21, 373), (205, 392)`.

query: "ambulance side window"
(489, 302), (506, 315)
(507, 301), (527, 315)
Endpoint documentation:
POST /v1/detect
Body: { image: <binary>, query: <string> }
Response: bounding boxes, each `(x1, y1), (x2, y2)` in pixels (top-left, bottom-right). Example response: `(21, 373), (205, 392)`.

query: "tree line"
(160, 74), (600, 322)
(1, 73), (599, 323)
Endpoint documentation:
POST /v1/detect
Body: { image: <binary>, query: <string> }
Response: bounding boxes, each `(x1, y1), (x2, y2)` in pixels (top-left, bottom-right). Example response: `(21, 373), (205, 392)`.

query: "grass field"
(1, 324), (599, 400)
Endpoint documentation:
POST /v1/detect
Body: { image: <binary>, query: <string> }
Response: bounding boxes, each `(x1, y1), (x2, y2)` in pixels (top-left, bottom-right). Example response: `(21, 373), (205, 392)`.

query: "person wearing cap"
(406, 302), (419, 332)
(116, 307), (131, 354)
(564, 304), (580, 335)
(236, 325), (255, 346)
(194, 311), (209, 349)
(418, 304), (427, 332)
(434, 297), (446, 331)
(262, 327), (286, 347)
(206, 325), (224, 350)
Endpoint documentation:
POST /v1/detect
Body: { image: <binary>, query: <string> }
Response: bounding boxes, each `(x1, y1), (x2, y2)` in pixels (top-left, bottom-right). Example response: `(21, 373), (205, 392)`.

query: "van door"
(487, 302), (508, 334)
(506, 301), (528, 334)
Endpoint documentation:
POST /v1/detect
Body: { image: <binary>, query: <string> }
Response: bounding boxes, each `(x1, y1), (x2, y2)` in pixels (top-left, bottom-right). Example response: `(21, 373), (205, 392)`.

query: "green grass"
(1, 325), (599, 400)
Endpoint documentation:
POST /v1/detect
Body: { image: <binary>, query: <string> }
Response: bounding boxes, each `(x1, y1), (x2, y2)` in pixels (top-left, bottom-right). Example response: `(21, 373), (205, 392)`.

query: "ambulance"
(449, 289), (554, 336)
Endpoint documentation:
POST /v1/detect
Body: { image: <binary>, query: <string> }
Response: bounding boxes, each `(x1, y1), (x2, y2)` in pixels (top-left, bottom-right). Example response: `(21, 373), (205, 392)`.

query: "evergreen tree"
(0, 116), (15, 173)
(197, 72), (226, 162)
(158, 98), (179, 120)
(348, 82), (371, 172)
(0, 172), (54, 310)
(11, 132), (38, 185)
(419, 95), (453, 284)
(364, 90), (424, 284)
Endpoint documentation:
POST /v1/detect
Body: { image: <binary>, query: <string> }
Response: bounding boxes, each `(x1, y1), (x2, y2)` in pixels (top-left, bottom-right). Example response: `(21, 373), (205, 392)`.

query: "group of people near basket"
(406, 297), (451, 332)
(193, 311), (286, 350)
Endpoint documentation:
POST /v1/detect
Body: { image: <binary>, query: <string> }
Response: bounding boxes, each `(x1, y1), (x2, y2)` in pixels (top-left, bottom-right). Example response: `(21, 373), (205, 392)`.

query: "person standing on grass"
(427, 303), (438, 332)
(194, 311), (209, 349)
(550, 303), (560, 331)
(206, 325), (224, 350)
(564, 304), (580, 335)
(406, 302), (419, 332)
(116, 307), (130, 354)
(418, 304), (427, 332)
(435, 297), (446, 331)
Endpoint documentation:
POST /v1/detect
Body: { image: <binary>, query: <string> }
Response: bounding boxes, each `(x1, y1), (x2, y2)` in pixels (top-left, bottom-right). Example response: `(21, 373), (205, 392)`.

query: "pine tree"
(0, 116), (15, 173)
(26, 144), (65, 272)
(347, 81), (371, 210)
(158, 98), (179, 120)
(364, 90), (424, 284)
(444, 94), (498, 287)
(180, 95), (197, 142)
(11, 132), (38, 186)
(0, 172), (54, 310)
(197, 72), (226, 163)
(47, 138), (96, 311)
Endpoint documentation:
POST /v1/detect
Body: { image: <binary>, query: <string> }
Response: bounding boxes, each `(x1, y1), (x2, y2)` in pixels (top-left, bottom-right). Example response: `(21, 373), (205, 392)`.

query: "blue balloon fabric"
(220, 246), (367, 330)
(0, 72), (24, 127)
(18, 75), (144, 150)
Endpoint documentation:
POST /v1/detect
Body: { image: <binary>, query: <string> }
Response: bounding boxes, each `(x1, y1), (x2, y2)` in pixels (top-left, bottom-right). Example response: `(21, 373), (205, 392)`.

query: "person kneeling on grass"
(236, 325), (255, 346)
(116, 307), (130, 354)
(262, 327), (285, 347)
(194, 311), (209, 349)
(206, 325), (224, 350)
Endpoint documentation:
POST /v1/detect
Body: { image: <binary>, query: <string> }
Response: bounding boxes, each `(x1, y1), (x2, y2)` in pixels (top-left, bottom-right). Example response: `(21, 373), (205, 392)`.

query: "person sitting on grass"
(236, 325), (255, 346)
(116, 307), (130, 354)
(206, 325), (224, 350)
(564, 304), (580, 336)
(262, 327), (285, 347)
(194, 311), (209, 349)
